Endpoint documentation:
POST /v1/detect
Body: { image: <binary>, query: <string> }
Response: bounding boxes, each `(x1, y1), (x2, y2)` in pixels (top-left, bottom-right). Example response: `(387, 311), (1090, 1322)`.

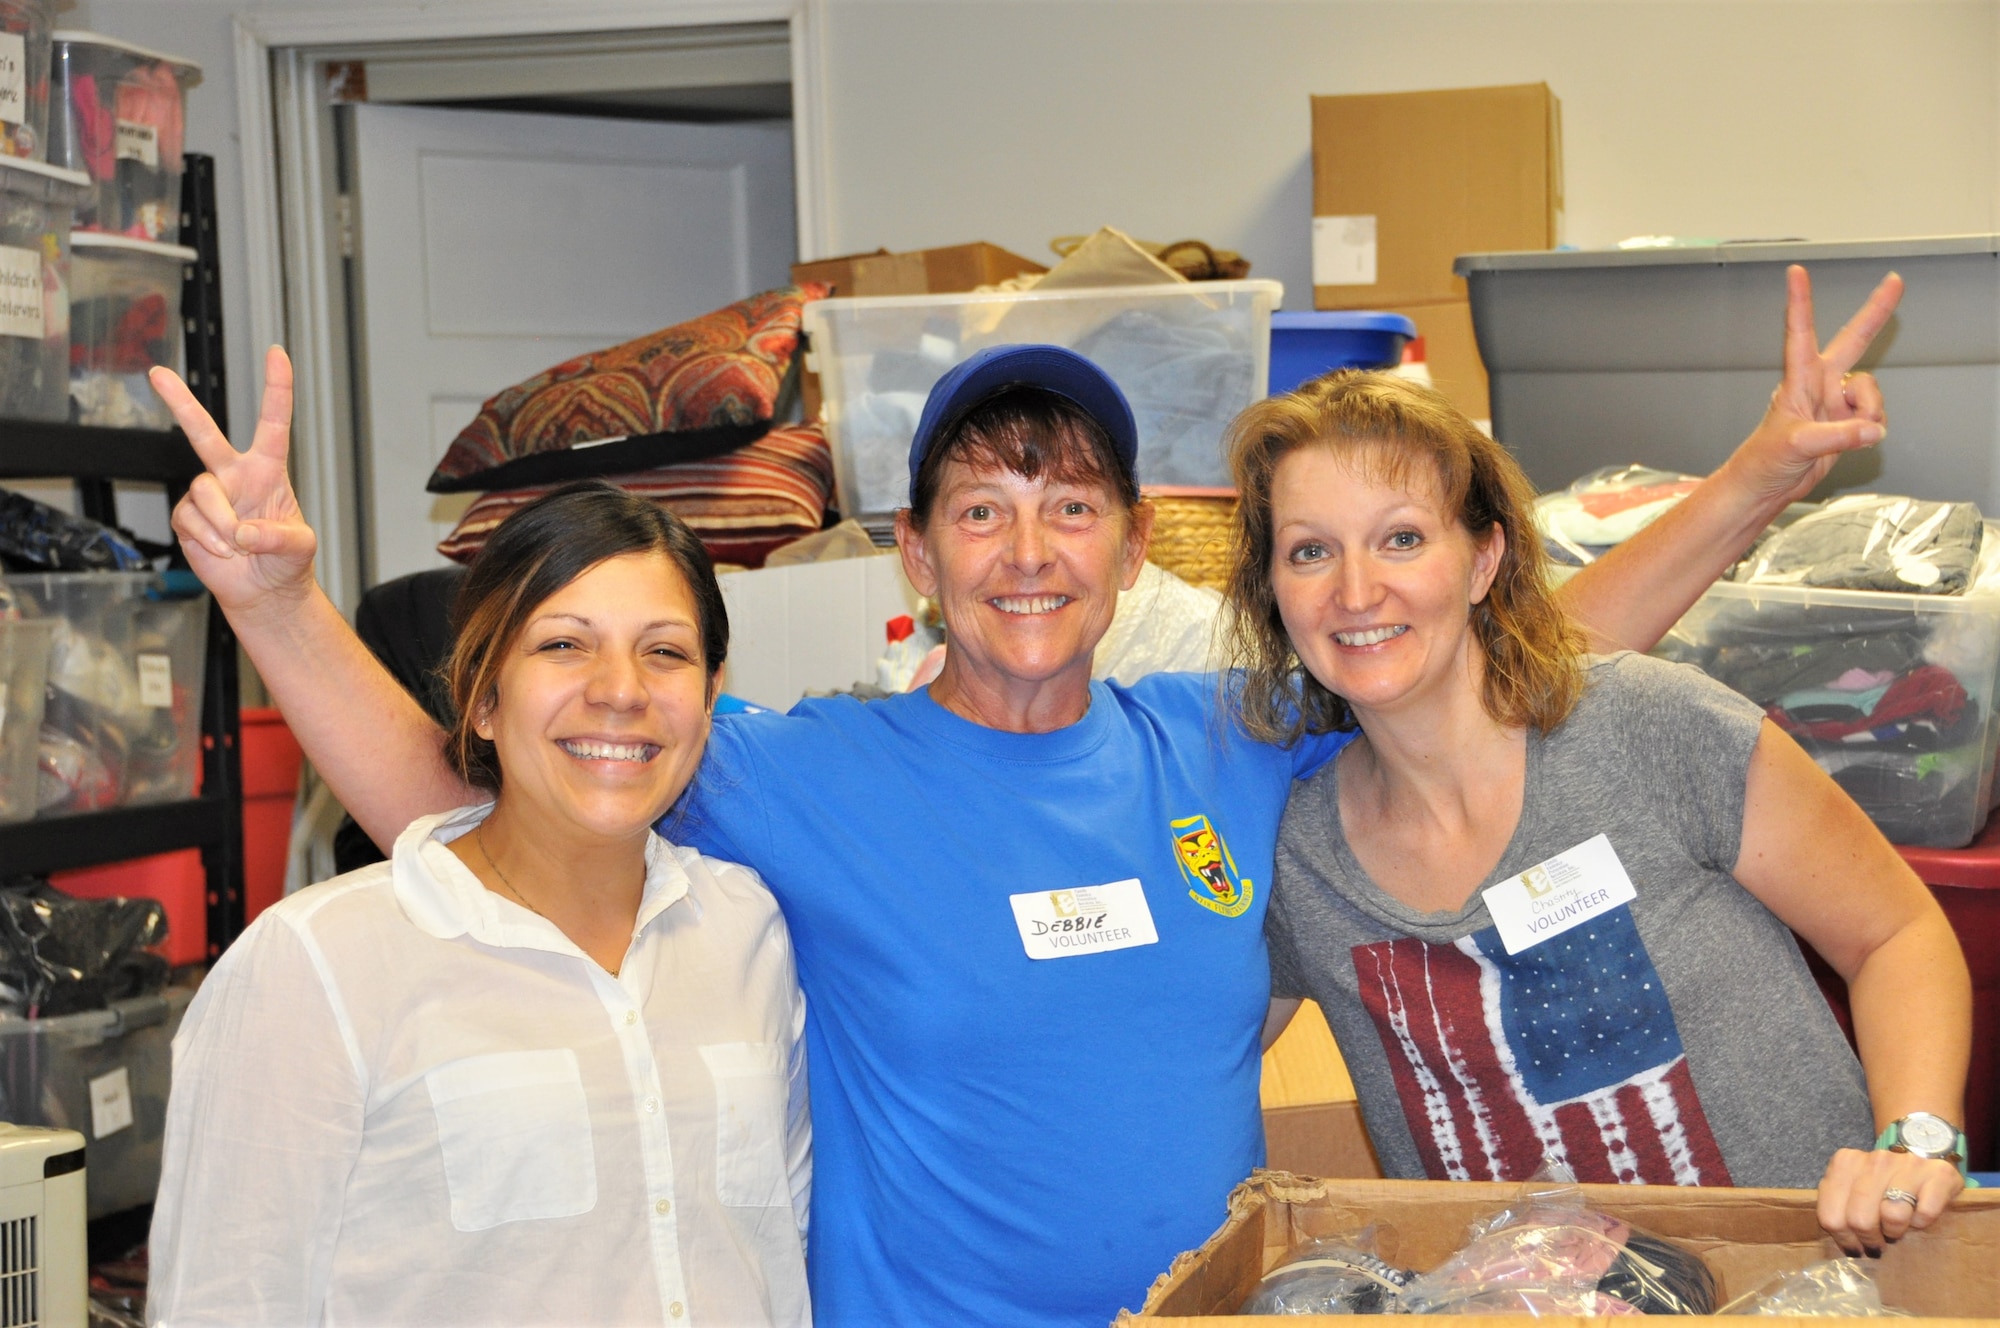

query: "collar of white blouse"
(389, 804), (696, 961)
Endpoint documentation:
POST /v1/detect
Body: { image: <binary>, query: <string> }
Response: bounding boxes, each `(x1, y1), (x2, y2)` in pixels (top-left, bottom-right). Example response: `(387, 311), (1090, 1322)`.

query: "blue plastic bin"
(1268, 311), (1418, 395)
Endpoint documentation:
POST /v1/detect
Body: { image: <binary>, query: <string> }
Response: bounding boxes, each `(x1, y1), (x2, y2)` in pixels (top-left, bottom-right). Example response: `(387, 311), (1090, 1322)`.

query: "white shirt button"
(624, 1010), (637, 1026)
(669, 1302), (684, 1318)
(655, 1198), (671, 1215)
(644, 1097), (659, 1114)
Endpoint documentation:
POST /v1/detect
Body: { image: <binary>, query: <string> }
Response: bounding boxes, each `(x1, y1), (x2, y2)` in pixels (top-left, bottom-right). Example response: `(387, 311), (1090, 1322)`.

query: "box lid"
(51, 30), (203, 79)
(1456, 233), (2000, 274)
(1272, 311), (1418, 336)
(73, 232), (199, 263)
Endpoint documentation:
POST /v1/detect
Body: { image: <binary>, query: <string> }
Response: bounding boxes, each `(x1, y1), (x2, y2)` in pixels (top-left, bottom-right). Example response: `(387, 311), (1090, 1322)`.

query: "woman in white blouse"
(148, 483), (809, 1327)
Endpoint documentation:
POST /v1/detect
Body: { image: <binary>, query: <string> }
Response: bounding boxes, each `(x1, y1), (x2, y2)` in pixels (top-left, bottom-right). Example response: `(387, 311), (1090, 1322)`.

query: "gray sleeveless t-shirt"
(1268, 652), (1874, 1189)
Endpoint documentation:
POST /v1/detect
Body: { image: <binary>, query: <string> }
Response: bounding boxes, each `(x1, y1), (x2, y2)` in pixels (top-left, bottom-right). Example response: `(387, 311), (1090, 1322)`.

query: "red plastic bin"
(241, 707), (304, 924)
(52, 848), (206, 967)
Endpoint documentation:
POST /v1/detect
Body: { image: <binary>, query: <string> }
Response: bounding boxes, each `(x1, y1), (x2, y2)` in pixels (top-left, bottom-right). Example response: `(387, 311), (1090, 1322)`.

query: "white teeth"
(991, 595), (1070, 615)
(559, 739), (655, 763)
(1335, 625), (1409, 647)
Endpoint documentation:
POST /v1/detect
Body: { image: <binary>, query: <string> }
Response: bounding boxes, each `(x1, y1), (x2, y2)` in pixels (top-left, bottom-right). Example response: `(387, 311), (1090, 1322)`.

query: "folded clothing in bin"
(0, 879), (167, 1016)
(1736, 494), (1984, 595)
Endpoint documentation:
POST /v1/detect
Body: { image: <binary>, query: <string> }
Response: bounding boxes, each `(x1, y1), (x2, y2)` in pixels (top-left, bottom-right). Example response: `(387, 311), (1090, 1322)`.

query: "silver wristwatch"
(1882, 1111), (1966, 1168)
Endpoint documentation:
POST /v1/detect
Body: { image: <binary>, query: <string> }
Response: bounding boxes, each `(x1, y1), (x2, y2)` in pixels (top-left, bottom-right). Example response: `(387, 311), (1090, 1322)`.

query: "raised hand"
(154, 346), (320, 617)
(1723, 264), (1902, 509)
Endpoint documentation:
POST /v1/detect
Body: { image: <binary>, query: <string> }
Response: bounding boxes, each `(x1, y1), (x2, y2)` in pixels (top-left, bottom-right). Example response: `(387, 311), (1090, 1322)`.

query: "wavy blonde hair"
(1224, 371), (1584, 745)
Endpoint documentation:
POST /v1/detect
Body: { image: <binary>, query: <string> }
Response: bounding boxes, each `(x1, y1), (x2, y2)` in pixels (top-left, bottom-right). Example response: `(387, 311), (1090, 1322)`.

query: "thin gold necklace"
(474, 829), (548, 922)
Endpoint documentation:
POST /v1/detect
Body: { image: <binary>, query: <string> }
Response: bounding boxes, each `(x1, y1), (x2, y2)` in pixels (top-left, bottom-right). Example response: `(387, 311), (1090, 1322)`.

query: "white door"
(349, 103), (796, 585)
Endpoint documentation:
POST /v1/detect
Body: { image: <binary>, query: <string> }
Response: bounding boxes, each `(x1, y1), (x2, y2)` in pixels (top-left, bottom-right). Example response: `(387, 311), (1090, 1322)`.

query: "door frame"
(231, 0), (833, 609)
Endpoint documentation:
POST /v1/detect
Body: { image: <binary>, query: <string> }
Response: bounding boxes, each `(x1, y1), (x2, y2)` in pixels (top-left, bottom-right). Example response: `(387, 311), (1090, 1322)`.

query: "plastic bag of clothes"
(1399, 1167), (1717, 1316)
(1534, 464), (1702, 566)
(1720, 1258), (1909, 1316)
(0, 487), (146, 571)
(1735, 494), (1984, 595)
(0, 880), (168, 1017)
(1238, 1226), (1412, 1315)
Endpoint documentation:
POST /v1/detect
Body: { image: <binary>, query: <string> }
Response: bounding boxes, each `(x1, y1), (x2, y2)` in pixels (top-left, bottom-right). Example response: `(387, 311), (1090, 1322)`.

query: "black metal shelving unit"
(0, 154), (245, 958)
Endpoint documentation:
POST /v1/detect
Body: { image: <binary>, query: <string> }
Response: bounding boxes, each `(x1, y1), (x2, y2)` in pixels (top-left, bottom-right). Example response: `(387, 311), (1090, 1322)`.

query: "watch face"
(1901, 1113), (1956, 1156)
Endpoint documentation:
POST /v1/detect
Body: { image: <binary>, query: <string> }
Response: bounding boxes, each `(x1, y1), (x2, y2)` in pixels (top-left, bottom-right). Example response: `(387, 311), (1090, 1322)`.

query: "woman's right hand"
(155, 346), (320, 618)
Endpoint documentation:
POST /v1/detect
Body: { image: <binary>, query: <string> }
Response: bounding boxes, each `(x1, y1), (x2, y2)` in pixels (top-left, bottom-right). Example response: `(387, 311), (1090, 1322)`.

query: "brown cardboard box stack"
(1311, 84), (1562, 422)
(1123, 1170), (2000, 1323)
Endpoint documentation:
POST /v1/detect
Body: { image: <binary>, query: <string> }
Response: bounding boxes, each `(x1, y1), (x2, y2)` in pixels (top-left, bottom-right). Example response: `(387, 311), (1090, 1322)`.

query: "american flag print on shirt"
(1353, 906), (1731, 1185)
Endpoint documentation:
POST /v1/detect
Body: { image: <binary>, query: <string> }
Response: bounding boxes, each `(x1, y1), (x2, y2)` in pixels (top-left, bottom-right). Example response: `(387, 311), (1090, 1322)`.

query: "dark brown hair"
(441, 481), (729, 791)
(907, 385), (1140, 525)
(1224, 371), (1584, 744)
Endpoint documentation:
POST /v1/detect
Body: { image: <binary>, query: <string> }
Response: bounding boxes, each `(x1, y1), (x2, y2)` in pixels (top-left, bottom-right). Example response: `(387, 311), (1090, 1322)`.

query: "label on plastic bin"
(0, 33), (22, 124)
(1312, 215), (1378, 286)
(116, 120), (161, 170)
(137, 653), (173, 708)
(90, 1066), (134, 1139)
(1481, 833), (1637, 955)
(0, 246), (41, 340)
(1009, 878), (1158, 960)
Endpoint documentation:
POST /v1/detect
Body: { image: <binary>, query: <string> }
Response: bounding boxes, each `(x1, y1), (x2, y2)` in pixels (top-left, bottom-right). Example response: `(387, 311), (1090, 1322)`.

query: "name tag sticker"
(1009, 878), (1158, 960)
(1481, 834), (1636, 955)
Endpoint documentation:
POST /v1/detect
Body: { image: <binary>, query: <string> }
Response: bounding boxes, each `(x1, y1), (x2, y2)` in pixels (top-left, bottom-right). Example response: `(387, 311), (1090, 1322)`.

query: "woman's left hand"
(1816, 1146), (1964, 1255)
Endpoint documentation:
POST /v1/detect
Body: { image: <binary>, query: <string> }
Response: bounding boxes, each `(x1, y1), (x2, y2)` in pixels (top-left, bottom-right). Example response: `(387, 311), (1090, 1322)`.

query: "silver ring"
(1882, 1187), (1920, 1208)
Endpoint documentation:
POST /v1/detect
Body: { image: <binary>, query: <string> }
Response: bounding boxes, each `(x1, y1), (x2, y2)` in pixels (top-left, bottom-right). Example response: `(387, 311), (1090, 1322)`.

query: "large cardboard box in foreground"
(1122, 1172), (2000, 1323)
(1310, 84), (1561, 311)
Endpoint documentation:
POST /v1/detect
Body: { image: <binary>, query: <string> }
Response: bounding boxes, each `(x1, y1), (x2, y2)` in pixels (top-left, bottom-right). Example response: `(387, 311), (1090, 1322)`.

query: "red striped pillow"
(437, 423), (834, 570)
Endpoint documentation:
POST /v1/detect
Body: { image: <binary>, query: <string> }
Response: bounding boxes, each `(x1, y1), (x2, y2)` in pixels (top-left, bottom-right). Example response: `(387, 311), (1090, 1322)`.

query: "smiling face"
(473, 551), (714, 843)
(898, 458), (1150, 722)
(1269, 443), (1503, 723)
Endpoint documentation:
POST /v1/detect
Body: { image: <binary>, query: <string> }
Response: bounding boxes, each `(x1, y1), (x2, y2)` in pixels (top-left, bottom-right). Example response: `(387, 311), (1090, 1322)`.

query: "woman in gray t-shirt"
(1223, 367), (1971, 1258)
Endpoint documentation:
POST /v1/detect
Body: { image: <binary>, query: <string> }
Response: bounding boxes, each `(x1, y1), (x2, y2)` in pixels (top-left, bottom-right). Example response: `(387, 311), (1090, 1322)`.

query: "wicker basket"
(1144, 487), (1238, 592)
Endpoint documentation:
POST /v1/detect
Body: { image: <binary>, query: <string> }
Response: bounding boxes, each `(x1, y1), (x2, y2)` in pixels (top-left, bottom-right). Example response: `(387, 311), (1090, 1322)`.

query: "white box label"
(0, 33), (23, 124)
(90, 1066), (134, 1139)
(1312, 214), (1378, 286)
(138, 653), (173, 708)
(115, 119), (160, 170)
(0, 245), (41, 340)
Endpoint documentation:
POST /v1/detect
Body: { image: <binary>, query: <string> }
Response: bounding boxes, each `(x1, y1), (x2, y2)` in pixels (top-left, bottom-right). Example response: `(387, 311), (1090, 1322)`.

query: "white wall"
(52, 0), (2000, 453)
(818, 0), (2000, 301)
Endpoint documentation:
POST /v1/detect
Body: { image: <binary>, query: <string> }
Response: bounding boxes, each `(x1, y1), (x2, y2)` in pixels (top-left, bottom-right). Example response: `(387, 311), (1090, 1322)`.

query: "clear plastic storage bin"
(0, 987), (191, 1217)
(69, 232), (193, 428)
(1655, 538), (2000, 848)
(47, 32), (200, 243)
(0, 153), (83, 421)
(0, 0), (53, 160)
(0, 616), (50, 823)
(803, 279), (1283, 517)
(3, 572), (208, 814)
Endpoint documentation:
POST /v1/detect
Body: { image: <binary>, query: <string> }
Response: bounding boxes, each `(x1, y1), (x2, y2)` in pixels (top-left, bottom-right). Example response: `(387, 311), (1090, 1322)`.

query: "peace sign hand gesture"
(1722, 264), (1902, 510)
(154, 346), (320, 621)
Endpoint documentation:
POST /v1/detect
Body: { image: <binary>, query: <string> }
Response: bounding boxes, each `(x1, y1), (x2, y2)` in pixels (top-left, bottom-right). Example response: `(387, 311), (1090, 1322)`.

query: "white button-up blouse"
(148, 805), (810, 1327)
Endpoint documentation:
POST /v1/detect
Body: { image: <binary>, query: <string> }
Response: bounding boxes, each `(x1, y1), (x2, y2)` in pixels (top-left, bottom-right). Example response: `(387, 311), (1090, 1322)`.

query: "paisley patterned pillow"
(436, 423), (836, 571)
(426, 283), (829, 493)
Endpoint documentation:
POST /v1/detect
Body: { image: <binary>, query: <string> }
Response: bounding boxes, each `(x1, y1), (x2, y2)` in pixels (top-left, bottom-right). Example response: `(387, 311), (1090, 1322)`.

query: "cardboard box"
(1122, 1171), (2000, 1322)
(1391, 297), (1489, 422)
(791, 241), (1046, 299)
(1311, 84), (1561, 312)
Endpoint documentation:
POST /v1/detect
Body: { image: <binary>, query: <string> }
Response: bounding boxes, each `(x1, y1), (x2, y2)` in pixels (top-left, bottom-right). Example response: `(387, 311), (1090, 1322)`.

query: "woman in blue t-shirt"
(148, 267), (1902, 1324)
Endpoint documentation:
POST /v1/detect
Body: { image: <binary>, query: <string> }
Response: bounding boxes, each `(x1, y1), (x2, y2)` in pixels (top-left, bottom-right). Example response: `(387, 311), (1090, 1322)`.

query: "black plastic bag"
(0, 880), (169, 1016)
(0, 487), (146, 572)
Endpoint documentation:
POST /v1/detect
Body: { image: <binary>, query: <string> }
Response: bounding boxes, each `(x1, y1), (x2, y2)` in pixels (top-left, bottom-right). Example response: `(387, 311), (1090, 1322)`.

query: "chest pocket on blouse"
(426, 1048), (598, 1232)
(699, 1041), (790, 1208)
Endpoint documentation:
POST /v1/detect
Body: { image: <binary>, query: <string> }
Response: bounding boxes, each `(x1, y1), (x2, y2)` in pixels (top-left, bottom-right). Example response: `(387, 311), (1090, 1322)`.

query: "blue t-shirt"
(671, 672), (1347, 1327)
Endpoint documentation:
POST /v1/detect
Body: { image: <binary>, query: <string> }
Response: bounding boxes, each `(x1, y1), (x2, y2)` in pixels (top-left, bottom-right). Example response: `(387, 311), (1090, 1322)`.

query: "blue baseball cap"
(906, 345), (1140, 503)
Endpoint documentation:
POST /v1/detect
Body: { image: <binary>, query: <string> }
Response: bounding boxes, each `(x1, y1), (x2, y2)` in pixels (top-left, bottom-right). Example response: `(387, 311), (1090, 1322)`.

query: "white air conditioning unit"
(0, 1125), (86, 1328)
